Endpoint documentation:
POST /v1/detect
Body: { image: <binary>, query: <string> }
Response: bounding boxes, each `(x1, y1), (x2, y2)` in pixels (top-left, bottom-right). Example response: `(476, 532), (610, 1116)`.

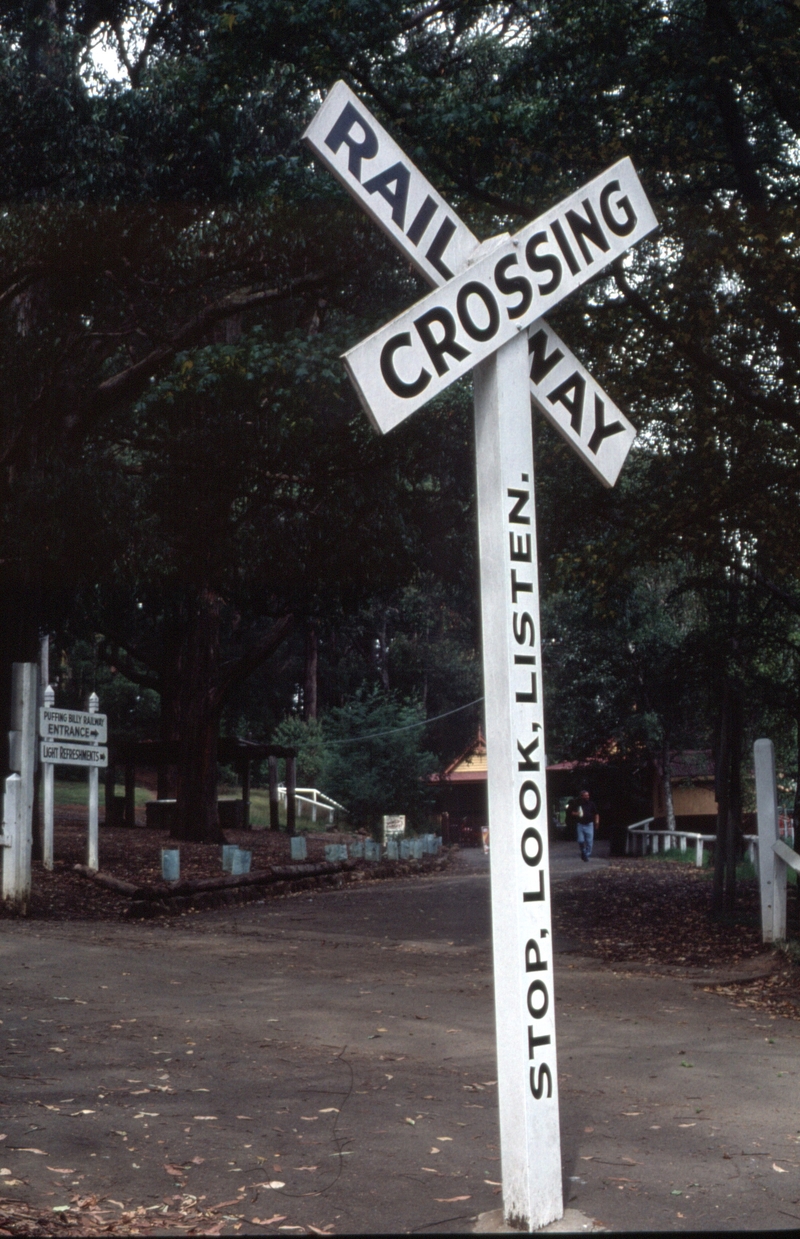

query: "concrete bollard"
(161, 848), (180, 881)
(231, 849), (252, 875)
(349, 839), (364, 859)
(290, 836), (307, 861)
(324, 843), (347, 863)
(386, 839), (399, 860)
(2, 774), (24, 911)
(221, 844), (238, 872)
(364, 839), (380, 862)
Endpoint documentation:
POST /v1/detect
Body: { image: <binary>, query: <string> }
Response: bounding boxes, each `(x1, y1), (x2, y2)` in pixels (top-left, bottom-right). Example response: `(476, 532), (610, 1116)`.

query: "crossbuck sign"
(304, 82), (657, 1230)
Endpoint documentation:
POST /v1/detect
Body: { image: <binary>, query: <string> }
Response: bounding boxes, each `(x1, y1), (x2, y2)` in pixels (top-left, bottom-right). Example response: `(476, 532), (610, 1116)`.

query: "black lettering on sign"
(516, 672), (538, 703)
(510, 570), (532, 604)
(528, 328), (563, 386)
(600, 179), (637, 236)
(519, 786), (541, 823)
(525, 232), (562, 295)
(380, 333), (430, 398)
(406, 195), (438, 245)
(494, 254), (533, 320)
(507, 488), (530, 525)
(565, 198), (610, 264)
(523, 871), (546, 901)
(548, 371), (586, 434)
(530, 1064), (553, 1099)
(588, 394), (625, 453)
(509, 532), (531, 562)
(324, 103), (378, 180)
(515, 654), (535, 665)
(550, 219), (580, 275)
(363, 161), (411, 226)
(528, 1028), (551, 1057)
(513, 612), (535, 645)
(457, 282), (500, 342)
(525, 937), (547, 972)
(426, 218), (457, 279)
(414, 307), (470, 376)
(517, 735), (540, 772)
(527, 979), (549, 1019)
(521, 825), (543, 865)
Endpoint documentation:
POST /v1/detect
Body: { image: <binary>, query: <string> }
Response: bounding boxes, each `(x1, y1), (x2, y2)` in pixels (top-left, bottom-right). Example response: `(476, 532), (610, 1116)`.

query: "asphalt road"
(1, 843), (799, 1233)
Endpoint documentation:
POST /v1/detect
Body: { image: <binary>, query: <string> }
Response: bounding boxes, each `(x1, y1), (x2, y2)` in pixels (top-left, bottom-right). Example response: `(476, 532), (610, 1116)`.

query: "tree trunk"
(713, 680), (731, 917)
(725, 683), (743, 916)
(303, 621), (318, 721)
(172, 587), (223, 844)
(662, 733), (676, 837)
(157, 635), (182, 800)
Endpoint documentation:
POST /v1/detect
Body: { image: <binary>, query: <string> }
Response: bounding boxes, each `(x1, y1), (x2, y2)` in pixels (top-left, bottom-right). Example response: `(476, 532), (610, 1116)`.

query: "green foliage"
(271, 715), (328, 787)
(320, 688), (437, 831)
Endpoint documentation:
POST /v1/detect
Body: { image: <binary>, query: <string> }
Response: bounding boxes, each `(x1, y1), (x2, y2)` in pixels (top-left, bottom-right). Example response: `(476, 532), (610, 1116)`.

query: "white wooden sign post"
(40, 692), (108, 872)
(304, 84), (657, 1230)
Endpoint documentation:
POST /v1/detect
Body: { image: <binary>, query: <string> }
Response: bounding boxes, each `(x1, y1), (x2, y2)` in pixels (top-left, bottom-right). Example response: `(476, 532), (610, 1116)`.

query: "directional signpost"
(39, 690), (107, 871)
(304, 83), (657, 1230)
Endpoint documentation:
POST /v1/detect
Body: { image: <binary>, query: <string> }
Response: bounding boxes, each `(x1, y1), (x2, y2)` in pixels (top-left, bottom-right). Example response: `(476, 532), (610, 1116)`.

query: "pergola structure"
(105, 739), (298, 834)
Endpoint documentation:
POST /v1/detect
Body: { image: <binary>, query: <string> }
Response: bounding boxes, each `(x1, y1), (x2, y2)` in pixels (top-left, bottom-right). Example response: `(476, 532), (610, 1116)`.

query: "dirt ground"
(2, 838), (800, 1234)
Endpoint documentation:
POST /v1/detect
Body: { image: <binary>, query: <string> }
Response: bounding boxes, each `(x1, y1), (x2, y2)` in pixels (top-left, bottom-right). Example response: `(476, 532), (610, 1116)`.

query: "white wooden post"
(42, 684), (55, 870)
(7, 663), (38, 912)
(87, 692), (100, 871)
(754, 738), (785, 942)
(679, 834), (687, 853)
(474, 333), (562, 1231)
(695, 837), (704, 868)
(2, 774), (22, 907)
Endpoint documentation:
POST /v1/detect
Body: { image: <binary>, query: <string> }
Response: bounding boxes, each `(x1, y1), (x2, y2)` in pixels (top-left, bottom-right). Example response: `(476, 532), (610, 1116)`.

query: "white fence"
(277, 785), (347, 825)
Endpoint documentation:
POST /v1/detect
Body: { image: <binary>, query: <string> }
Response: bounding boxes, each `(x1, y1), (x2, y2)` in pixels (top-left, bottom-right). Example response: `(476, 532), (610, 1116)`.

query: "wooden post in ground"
(87, 693), (99, 871)
(269, 756), (279, 832)
(42, 684), (55, 870)
(124, 760), (136, 828)
(5, 663), (38, 913)
(755, 738), (785, 942)
(286, 755), (296, 837)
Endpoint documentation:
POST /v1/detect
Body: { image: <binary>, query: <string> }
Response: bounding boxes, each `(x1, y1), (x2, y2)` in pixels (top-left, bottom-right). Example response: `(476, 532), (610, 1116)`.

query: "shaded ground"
(1, 844), (800, 1234)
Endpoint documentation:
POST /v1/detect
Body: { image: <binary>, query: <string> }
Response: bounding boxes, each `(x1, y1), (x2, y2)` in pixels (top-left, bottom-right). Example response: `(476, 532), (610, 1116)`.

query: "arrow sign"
(303, 82), (639, 486)
(39, 707), (107, 745)
(343, 156), (656, 434)
(40, 741), (108, 768)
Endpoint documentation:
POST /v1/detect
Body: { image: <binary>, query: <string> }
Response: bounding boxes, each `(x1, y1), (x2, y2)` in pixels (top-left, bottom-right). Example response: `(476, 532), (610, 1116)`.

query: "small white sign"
(40, 741), (108, 768)
(343, 158), (657, 434)
(39, 707), (107, 745)
(382, 814), (406, 840)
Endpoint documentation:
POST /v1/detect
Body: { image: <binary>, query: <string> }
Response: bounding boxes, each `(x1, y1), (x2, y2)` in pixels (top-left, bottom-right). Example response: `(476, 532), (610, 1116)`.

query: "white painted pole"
(2, 773), (22, 907)
(43, 684), (55, 870)
(754, 738), (785, 942)
(695, 838), (703, 868)
(87, 692), (100, 872)
(8, 663), (37, 912)
(474, 331), (562, 1231)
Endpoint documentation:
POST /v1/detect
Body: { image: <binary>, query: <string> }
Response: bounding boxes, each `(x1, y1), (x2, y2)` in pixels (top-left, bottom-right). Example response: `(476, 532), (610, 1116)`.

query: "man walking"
(577, 789), (599, 862)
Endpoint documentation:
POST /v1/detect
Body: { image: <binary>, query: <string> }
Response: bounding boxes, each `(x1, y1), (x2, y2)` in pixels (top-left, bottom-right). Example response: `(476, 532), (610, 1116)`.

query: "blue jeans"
(577, 822), (594, 858)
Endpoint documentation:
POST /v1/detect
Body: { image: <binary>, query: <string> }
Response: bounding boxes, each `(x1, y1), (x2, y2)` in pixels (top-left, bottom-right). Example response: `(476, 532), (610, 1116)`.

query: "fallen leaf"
(620, 1157), (638, 1165)
(268, 1180), (285, 1189)
(678, 1123), (696, 1128)
(236, 1115), (253, 1120)
(52, 1205), (70, 1212)
(193, 1115), (218, 1121)
(405, 1118), (415, 1126)
(14, 1148), (47, 1155)
(294, 1166), (318, 1172)
(47, 1167), (76, 1174)
(435, 1195), (471, 1202)
(773, 1163), (788, 1173)
(430, 1147), (440, 1154)
(133, 1112), (158, 1119)
(421, 1167), (441, 1174)
(306, 1227), (334, 1235)
(190, 1156), (205, 1165)
(48, 1047), (65, 1053)
(300, 1116), (319, 1122)
(251, 1218), (287, 1227)
(164, 1164), (186, 1177)
(0, 1169), (9, 1176)
(621, 1112), (640, 1117)
(318, 1108), (339, 1114)
(2, 1179), (24, 1187)
(446, 1029), (461, 1033)
(484, 1180), (502, 1186)
(435, 1136), (453, 1142)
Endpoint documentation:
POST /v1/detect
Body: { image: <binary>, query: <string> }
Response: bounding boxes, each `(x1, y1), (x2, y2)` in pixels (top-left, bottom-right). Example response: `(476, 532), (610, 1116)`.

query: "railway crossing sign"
(304, 79), (645, 487)
(304, 83), (657, 1230)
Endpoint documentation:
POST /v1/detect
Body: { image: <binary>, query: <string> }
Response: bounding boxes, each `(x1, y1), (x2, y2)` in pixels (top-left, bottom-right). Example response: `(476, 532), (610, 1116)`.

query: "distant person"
(481, 824), (489, 854)
(577, 789), (599, 862)
(565, 796), (581, 837)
